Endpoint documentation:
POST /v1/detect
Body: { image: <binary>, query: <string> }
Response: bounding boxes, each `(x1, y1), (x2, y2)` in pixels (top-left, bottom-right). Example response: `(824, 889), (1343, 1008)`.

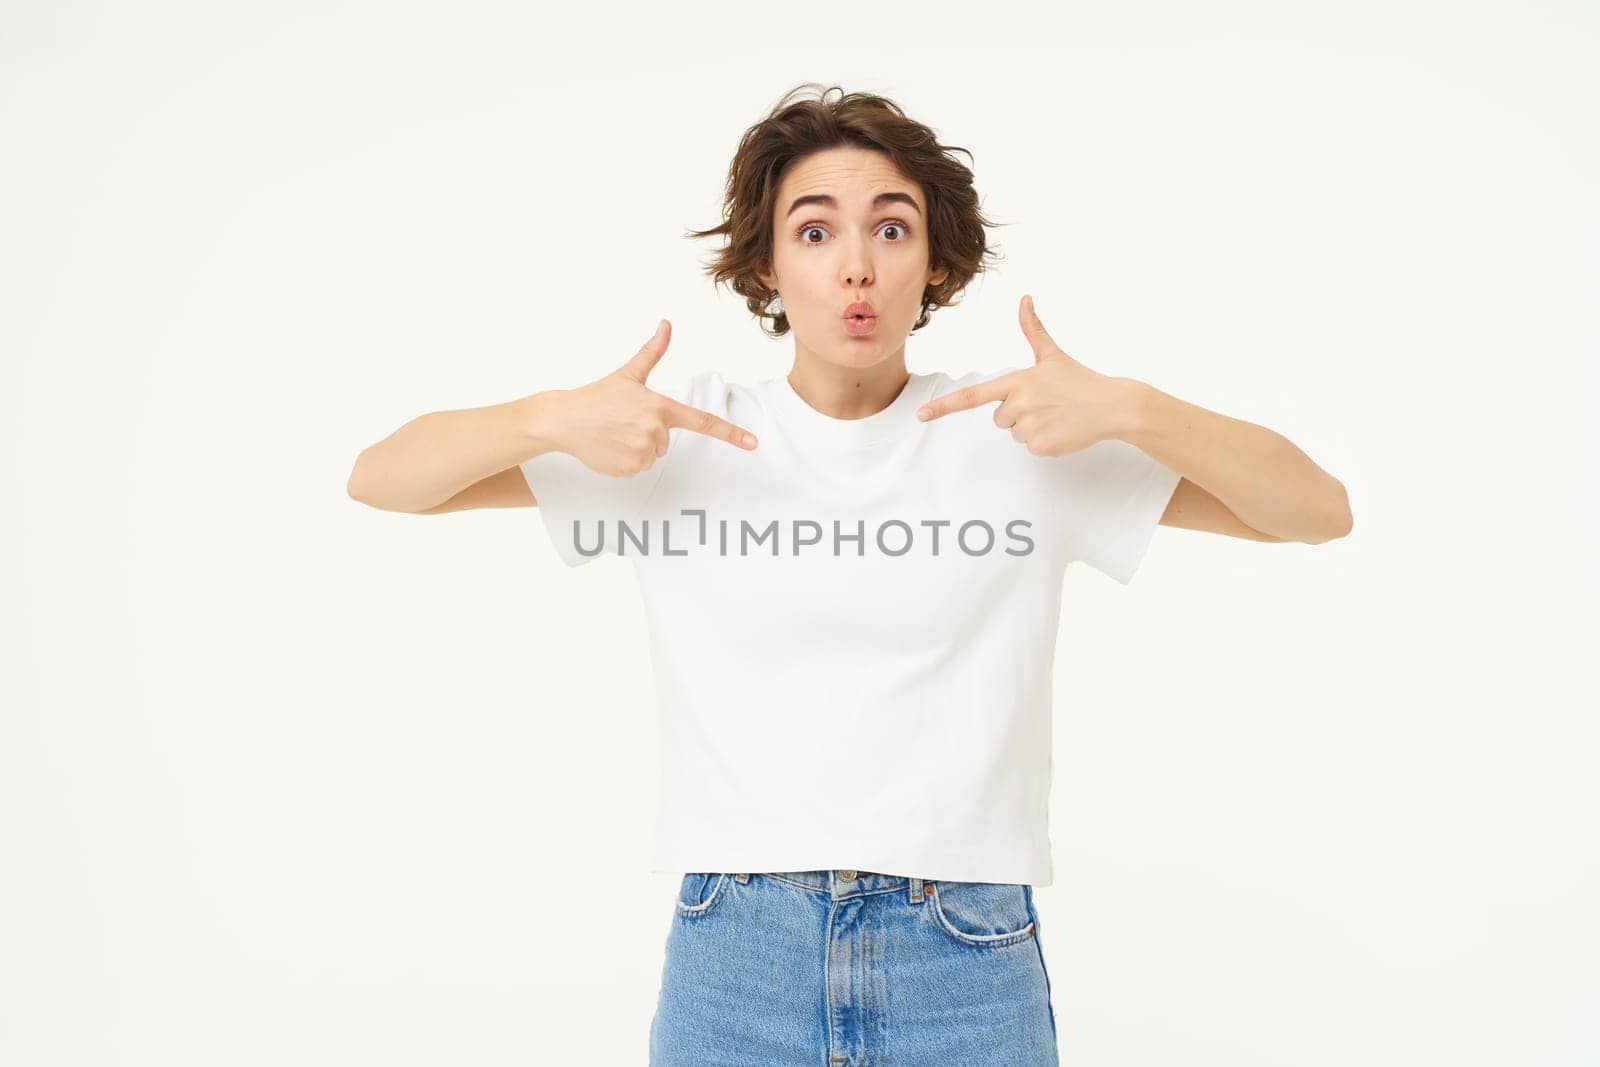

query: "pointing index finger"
(659, 395), (759, 450)
(916, 376), (1012, 421)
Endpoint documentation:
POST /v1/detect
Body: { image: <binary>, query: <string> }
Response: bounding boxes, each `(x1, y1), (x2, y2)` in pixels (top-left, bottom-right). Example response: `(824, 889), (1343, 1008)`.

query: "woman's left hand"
(916, 294), (1141, 458)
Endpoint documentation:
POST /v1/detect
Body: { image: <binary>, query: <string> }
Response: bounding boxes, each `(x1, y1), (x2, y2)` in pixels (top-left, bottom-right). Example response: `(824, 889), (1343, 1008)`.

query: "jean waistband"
(735, 869), (934, 903)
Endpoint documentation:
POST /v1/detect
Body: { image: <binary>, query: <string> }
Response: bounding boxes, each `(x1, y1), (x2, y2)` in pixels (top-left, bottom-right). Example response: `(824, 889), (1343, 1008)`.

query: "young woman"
(348, 83), (1352, 1066)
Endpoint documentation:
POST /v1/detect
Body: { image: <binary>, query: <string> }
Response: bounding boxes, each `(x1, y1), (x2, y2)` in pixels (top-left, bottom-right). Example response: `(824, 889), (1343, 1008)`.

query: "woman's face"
(757, 145), (949, 371)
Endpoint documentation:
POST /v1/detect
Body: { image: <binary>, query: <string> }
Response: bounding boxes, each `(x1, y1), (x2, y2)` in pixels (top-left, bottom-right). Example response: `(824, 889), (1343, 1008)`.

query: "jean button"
(838, 869), (857, 882)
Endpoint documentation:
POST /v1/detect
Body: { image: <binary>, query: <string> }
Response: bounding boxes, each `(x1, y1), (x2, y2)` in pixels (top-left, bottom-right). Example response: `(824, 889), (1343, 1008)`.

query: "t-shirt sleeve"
(1056, 438), (1183, 586)
(519, 378), (687, 568)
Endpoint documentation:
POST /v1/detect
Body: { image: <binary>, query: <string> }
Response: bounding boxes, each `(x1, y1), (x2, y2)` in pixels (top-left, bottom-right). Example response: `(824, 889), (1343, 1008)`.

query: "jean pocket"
(926, 880), (1037, 948)
(674, 872), (730, 919)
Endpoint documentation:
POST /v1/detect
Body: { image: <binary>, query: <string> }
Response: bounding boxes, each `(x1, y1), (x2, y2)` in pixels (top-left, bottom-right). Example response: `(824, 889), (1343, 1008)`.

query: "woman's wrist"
(1105, 377), (1154, 443)
(512, 390), (572, 458)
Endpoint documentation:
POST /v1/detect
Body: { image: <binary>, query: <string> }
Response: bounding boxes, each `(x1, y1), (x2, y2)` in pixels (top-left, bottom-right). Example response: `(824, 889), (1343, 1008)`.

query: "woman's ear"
(929, 264), (950, 287)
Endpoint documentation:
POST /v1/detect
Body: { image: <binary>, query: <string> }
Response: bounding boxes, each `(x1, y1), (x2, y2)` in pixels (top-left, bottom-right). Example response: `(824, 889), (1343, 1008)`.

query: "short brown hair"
(685, 83), (1007, 338)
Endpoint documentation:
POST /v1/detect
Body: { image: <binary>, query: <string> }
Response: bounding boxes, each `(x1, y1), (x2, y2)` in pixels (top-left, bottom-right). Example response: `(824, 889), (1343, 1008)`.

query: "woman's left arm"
(916, 293), (1354, 547)
(1116, 379), (1354, 545)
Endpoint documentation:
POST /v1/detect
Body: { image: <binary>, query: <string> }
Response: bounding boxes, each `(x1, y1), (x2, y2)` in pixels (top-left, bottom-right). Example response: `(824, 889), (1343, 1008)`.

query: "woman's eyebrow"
(784, 191), (922, 218)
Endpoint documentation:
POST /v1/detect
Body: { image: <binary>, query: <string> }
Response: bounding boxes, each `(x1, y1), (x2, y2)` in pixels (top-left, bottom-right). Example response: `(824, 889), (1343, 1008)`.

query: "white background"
(4, 2), (1595, 1064)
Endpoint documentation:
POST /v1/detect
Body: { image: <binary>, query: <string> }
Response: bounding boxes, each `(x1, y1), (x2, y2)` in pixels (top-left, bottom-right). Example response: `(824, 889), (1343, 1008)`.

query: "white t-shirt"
(519, 366), (1181, 886)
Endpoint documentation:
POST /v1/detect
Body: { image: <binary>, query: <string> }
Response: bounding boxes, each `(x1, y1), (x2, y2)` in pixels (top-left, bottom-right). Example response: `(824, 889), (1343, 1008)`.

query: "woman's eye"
(795, 221), (912, 244)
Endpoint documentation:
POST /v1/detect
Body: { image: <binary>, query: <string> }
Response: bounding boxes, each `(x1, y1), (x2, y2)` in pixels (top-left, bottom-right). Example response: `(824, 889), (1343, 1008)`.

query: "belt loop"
(909, 876), (922, 903)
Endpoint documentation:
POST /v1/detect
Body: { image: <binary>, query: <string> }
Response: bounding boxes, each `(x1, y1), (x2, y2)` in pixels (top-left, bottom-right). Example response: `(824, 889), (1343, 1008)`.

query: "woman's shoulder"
(940, 364), (1026, 385)
(920, 364), (1028, 406)
(659, 368), (763, 412)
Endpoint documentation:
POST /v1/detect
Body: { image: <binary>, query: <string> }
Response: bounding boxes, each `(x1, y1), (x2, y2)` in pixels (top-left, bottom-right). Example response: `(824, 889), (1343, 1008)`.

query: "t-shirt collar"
(764, 370), (938, 449)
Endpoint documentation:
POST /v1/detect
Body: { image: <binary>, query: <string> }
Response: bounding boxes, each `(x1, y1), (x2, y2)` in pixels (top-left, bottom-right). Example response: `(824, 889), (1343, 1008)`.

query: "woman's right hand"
(541, 319), (759, 477)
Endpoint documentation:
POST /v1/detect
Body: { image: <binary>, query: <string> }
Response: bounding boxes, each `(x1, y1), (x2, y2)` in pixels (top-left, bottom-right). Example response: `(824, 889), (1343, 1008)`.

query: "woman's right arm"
(345, 391), (566, 513)
(345, 320), (758, 515)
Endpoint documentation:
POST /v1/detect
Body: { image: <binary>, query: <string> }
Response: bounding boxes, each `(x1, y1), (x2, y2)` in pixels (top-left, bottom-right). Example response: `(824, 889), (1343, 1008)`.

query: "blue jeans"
(649, 869), (1059, 1065)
